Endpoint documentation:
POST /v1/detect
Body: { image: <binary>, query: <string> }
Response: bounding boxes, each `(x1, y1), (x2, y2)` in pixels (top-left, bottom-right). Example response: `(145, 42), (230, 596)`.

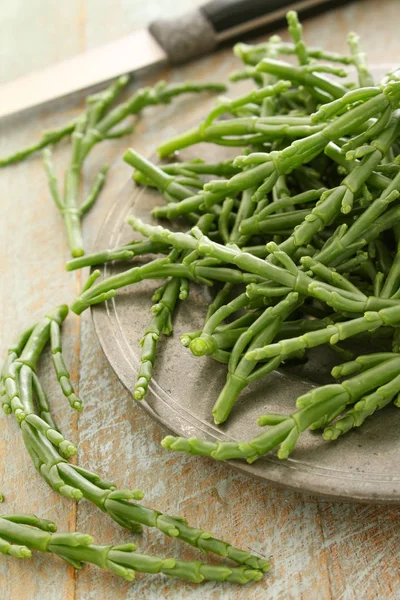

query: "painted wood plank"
(1, 1), (400, 599)
(0, 81), (84, 600)
(85, 0), (205, 48)
(0, 0), (84, 84)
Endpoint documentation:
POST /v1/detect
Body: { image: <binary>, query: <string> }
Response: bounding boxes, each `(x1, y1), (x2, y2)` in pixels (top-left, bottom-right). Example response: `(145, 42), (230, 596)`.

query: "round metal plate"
(92, 68), (400, 503)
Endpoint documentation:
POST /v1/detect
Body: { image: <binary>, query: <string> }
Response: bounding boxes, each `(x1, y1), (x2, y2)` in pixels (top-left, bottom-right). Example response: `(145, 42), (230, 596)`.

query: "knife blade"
(0, 0), (350, 120)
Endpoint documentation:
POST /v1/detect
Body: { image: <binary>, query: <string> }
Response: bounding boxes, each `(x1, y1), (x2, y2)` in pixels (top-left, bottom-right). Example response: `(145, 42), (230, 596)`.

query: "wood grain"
(1, 1), (400, 599)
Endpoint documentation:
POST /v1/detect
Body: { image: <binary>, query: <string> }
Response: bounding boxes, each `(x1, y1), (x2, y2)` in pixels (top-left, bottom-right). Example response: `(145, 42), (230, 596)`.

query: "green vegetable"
(1, 311), (269, 573)
(347, 31), (374, 88)
(49, 79), (227, 257)
(65, 240), (169, 271)
(210, 293), (301, 424)
(1, 76), (225, 257)
(0, 514), (264, 583)
(134, 277), (180, 400)
(162, 355), (400, 462)
(70, 255), (266, 315)
(0, 120), (76, 167)
(246, 303), (400, 361)
(105, 12), (400, 464)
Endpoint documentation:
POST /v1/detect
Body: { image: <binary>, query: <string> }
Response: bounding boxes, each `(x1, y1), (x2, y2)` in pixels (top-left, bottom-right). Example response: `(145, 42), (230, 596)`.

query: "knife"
(0, 0), (350, 120)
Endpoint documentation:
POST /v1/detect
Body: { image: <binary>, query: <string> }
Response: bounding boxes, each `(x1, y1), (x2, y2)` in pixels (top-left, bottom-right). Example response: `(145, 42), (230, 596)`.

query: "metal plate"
(92, 70), (400, 503)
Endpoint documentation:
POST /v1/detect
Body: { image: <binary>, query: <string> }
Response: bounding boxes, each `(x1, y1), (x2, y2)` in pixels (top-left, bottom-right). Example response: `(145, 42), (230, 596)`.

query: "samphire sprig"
(41, 77), (226, 257)
(0, 310), (269, 575)
(133, 277), (181, 400)
(0, 76), (226, 258)
(162, 354), (400, 462)
(0, 513), (264, 583)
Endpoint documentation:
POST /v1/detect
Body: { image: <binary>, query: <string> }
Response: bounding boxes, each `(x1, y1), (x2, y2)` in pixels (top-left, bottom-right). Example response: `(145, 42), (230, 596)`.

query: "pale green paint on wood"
(1, 1), (400, 599)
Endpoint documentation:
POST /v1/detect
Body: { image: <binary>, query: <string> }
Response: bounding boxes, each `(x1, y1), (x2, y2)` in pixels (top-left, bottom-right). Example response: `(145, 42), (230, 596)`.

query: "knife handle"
(149, 0), (349, 64)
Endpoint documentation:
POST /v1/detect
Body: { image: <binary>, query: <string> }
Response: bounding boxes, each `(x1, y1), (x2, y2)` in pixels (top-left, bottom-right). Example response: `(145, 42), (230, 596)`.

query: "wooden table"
(1, 1), (400, 598)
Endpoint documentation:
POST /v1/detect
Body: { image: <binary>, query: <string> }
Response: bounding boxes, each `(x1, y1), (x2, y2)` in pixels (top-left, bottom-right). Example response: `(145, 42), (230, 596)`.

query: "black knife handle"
(203, 0), (296, 35)
(149, 0), (350, 64)
(202, 0), (349, 41)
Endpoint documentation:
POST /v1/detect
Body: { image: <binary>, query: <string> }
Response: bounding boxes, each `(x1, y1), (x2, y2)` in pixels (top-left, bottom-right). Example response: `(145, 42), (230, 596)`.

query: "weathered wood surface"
(1, 1), (400, 598)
